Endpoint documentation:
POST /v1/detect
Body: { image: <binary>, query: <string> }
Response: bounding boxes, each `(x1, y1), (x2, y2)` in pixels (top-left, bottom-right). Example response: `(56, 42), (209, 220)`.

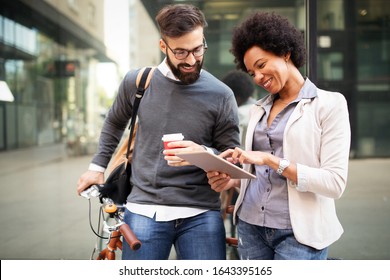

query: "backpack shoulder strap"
(136, 66), (156, 94)
(131, 66), (155, 119)
(125, 66), (156, 158)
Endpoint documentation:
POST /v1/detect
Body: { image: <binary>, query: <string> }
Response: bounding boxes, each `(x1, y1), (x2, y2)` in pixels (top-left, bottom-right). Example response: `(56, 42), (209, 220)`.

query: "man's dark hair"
(222, 70), (255, 107)
(231, 12), (306, 72)
(155, 4), (208, 39)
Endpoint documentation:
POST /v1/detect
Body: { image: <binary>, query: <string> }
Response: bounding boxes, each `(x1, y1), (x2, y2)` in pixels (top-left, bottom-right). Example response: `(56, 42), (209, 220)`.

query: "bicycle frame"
(97, 225), (122, 260)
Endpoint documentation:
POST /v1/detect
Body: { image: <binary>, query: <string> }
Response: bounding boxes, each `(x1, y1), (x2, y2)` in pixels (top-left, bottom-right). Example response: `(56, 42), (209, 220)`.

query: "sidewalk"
(0, 144), (389, 259)
(0, 144), (67, 176)
(329, 158), (390, 259)
(0, 144), (96, 259)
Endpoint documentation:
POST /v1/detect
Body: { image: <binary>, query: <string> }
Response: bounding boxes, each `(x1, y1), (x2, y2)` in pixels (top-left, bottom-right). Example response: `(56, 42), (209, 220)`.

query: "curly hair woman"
(207, 12), (351, 260)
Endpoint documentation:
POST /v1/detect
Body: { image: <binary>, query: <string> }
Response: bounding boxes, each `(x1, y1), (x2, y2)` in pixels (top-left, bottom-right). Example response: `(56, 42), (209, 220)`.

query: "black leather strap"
(125, 67), (154, 158)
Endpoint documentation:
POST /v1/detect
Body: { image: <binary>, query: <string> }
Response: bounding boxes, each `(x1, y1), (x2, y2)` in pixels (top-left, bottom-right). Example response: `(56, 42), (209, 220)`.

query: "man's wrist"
(88, 163), (105, 173)
(201, 145), (214, 154)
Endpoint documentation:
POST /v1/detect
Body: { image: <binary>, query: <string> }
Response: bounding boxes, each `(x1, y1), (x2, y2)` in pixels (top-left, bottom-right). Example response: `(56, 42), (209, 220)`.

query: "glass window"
(4, 18), (15, 45)
(356, 0), (390, 157)
(0, 16), (3, 42)
(317, 0), (345, 30)
(318, 52), (343, 81)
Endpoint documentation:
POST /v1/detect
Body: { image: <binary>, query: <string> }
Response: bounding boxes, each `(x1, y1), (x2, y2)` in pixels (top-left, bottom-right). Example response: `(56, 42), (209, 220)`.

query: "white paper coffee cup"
(162, 133), (184, 163)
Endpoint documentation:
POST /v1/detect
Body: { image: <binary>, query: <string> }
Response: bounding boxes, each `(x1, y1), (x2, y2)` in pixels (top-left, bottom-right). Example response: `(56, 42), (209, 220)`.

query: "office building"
(141, 0), (390, 158)
(1, 0), (389, 158)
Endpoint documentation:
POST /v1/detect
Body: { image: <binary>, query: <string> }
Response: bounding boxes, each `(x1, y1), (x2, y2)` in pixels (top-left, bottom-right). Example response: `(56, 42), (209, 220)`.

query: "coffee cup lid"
(162, 133), (184, 141)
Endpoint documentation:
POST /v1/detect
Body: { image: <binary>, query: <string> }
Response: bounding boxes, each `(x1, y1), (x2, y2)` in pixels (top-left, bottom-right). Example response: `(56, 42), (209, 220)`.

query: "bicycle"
(81, 185), (238, 260)
(81, 185), (141, 260)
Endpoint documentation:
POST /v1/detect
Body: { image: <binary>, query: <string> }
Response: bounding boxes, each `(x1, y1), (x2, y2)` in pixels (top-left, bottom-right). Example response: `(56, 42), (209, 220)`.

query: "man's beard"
(166, 54), (203, 85)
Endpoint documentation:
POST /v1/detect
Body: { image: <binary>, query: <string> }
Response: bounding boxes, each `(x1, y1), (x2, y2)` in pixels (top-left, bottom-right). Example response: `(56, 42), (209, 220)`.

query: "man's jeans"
(237, 218), (328, 260)
(122, 208), (226, 260)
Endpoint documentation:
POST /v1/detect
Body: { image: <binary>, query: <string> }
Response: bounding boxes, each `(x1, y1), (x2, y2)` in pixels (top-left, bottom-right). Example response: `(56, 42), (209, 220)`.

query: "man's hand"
(206, 170), (240, 193)
(77, 170), (104, 195)
(163, 140), (206, 166)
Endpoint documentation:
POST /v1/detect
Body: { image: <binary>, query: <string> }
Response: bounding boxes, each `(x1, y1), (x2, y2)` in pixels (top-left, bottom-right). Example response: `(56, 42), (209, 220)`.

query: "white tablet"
(177, 150), (256, 179)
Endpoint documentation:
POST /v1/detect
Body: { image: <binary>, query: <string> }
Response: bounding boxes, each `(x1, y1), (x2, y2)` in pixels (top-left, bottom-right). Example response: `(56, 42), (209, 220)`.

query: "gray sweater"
(92, 68), (240, 210)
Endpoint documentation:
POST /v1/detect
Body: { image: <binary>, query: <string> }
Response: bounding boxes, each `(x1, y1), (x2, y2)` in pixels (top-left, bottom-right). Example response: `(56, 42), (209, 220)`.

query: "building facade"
(0, 0), (113, 154)
(1, 0), (389, 158)
(141, 0), (390, 158)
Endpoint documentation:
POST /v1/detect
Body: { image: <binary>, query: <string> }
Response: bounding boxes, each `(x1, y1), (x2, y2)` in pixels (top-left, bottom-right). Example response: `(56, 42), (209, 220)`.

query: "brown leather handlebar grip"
(226, 237), (238, 247)
(120, 223), (141, 251)
(226, 205), (235, 214)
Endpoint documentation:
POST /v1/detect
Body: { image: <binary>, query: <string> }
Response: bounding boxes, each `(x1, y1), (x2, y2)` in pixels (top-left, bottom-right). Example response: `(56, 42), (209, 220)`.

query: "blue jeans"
(122, 209), (226, 260)
(237, 218), (328, 260)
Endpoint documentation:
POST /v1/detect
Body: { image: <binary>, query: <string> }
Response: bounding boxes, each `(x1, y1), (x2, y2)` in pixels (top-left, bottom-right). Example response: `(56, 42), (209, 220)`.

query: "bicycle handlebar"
(81, 184), (142, 251)
(120, 223), (141, 251)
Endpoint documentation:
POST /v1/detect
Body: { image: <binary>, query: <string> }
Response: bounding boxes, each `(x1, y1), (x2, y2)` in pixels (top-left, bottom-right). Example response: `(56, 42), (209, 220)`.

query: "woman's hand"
(231, 147), (297, 183)
(206, 149), (241, 192)
(230, 147), (269, 166)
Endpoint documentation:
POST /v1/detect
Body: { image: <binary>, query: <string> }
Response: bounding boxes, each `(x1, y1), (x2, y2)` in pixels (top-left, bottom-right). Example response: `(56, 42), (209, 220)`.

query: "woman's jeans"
(122, 208), (226, 260)
(237, 218), (328, 260)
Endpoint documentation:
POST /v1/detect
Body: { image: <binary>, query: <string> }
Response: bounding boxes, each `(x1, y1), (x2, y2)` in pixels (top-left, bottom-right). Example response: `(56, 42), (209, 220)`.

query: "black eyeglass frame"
(163, 38), (208, 60)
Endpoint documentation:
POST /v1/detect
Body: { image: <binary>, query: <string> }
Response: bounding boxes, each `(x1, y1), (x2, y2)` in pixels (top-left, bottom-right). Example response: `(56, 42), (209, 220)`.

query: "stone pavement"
(0, 144), (389, 259)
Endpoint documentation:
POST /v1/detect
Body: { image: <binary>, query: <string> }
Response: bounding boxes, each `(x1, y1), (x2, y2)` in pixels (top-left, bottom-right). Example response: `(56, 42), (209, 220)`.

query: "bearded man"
(77, 4), (240, 260)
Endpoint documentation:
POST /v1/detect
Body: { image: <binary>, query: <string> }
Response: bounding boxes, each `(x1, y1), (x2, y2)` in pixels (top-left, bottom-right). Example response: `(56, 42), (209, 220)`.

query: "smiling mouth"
(180, 64), (196, 72)
(262, 78), (272, 88)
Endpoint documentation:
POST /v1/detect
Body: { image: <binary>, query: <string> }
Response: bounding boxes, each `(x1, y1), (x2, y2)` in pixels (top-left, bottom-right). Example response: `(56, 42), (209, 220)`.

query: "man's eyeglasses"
(163, 38), (208, 60)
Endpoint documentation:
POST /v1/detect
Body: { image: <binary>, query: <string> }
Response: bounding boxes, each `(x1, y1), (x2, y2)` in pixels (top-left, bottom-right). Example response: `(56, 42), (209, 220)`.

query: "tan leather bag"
(101, 66), (155, 204)
(107, 66), (155, 174)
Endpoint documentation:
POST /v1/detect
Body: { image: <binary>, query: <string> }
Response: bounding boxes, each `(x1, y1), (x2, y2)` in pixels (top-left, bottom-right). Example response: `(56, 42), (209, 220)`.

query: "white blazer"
(234, 86), (351, 250)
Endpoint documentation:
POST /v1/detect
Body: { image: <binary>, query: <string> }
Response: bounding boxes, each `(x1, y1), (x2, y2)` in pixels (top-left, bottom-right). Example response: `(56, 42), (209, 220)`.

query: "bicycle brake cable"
(87, 198), (108, 239)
